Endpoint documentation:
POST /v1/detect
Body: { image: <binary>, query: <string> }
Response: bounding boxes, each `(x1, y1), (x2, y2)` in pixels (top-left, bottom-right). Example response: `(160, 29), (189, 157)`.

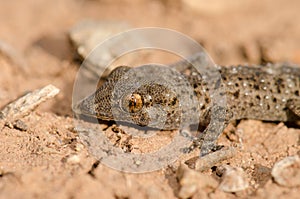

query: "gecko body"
(74, 54), (300, 156)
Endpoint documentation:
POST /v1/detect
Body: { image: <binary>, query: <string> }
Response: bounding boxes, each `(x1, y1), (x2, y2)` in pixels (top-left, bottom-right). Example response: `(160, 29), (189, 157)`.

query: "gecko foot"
(181, 140), (202, 154)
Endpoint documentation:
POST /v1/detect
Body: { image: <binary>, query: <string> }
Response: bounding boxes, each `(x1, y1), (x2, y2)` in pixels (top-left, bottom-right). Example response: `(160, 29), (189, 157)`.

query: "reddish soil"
(0, 0), (299, 198)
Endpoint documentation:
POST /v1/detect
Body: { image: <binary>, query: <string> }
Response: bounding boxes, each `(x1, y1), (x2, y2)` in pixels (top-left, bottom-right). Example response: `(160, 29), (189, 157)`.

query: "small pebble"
(271, 155), (300, 187)
(13, 119), (28, 131)
(177, 164), (218, 199)
(65, 154), (81, 164)
(74, 143), (84, 152)
(218, 165), (249, 192)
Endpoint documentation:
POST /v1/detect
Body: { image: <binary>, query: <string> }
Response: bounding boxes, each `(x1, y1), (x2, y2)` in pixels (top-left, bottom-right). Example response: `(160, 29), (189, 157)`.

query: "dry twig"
(0, 84), (60, 122)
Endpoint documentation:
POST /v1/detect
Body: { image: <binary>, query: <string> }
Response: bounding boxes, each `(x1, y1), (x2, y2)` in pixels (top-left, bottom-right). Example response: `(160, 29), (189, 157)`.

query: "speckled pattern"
(221, 63), (300, 121)
(74, 54), (300, 156)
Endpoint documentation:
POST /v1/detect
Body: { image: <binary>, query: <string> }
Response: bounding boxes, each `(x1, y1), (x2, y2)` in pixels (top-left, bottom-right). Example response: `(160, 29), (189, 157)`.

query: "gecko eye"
(122, 93), (143, 113)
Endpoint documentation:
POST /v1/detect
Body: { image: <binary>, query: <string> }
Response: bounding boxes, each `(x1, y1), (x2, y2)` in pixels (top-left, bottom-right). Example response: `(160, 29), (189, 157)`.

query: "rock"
(62, 154), (81, 165)
(271, 155), (300, 187)
(218, 165), (249, 192)
(69, 20), (148, 79)
(12, 119), (28, 131)
(69, 20), (130, 60)
(177, 164), (218, 199)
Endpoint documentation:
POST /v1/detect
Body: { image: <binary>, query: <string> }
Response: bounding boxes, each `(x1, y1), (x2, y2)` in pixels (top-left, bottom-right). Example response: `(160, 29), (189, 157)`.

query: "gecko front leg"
(183, 104), (232, 157)
(200, 105), (232, 156)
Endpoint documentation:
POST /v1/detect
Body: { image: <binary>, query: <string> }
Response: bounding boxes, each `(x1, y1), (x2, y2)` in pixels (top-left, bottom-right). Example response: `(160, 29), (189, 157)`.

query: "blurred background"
(0, 1), (300, 198)
(1, 0), (300, 64)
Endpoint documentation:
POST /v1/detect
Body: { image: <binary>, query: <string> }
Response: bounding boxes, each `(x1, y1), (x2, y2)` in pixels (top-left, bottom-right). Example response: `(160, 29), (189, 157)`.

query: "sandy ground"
(0, 0), (300, 198)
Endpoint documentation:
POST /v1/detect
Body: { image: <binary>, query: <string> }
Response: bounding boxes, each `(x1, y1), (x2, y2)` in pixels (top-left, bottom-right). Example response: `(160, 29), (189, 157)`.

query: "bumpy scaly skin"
(74, 54), (300, 156)
(76, 64), (200, 130)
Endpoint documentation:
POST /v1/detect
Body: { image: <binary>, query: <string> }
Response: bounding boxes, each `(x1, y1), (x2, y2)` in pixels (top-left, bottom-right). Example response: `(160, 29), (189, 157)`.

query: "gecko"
(73, 54), (300, 156)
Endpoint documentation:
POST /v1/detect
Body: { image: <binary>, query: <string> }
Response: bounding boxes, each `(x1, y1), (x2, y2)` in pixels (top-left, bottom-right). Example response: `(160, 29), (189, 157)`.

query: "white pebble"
(219, 165), (249, 192)
(271, 155), (300, 187)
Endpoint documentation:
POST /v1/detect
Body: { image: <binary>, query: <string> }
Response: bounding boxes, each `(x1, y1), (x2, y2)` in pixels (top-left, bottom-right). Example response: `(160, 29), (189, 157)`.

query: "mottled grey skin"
(74, 54), (300, 156)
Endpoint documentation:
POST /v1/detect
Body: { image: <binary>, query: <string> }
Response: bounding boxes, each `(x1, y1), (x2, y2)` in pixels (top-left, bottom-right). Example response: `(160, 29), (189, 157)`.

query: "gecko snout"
(73, 95), (97, 117)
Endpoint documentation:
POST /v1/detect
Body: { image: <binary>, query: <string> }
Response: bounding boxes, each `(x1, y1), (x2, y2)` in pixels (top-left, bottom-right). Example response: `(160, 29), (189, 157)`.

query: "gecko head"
(74, 65), (197, 130)
(73, 66), (131, 120)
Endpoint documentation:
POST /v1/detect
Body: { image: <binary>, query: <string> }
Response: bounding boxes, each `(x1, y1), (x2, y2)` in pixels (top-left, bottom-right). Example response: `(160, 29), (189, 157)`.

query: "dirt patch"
(0, 0), (300, 198)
